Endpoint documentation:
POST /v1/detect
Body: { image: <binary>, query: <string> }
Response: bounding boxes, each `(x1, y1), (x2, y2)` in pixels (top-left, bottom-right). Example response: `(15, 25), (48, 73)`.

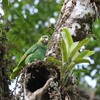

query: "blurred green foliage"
(92, 18), (100, 38)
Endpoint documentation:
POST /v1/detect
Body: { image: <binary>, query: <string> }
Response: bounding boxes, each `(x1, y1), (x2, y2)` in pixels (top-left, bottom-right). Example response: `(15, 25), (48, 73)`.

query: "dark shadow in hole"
(26, 66), (50, 92)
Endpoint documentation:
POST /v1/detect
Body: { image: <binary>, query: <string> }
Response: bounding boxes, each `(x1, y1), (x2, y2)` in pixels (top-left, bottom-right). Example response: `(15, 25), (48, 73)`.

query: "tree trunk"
(0, 43), (10, 100)
(16, 0), (99, 100)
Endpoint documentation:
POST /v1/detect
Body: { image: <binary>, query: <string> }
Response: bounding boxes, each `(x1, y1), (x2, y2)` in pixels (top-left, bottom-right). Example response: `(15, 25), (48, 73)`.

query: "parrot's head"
(38, 35), (49, 45)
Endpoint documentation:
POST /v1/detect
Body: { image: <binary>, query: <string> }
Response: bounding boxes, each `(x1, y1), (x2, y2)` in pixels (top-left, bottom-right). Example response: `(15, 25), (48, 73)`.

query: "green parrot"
(10, 35), (49, 80)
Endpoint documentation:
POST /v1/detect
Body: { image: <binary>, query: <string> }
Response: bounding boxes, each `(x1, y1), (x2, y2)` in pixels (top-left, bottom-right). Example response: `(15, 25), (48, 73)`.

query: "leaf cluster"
(60, 28), (95, 86)
(47, 28), (95, 87)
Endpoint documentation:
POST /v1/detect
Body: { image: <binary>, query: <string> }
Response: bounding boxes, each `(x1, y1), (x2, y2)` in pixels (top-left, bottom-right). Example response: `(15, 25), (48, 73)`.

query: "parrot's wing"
(10, 44), (40, 79)
(13, 43), (39, 72)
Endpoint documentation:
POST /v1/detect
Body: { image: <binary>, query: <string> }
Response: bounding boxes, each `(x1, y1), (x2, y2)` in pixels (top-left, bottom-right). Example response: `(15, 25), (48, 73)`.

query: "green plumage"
(10, 35), (49, 80)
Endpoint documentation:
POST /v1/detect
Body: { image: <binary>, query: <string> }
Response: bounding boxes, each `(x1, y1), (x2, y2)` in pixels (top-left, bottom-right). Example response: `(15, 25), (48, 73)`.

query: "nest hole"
(25, 61), (60, 93)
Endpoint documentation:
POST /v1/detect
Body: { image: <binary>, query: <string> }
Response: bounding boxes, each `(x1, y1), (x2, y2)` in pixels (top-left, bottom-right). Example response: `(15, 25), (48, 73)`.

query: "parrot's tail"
(10, 67), (20, 80)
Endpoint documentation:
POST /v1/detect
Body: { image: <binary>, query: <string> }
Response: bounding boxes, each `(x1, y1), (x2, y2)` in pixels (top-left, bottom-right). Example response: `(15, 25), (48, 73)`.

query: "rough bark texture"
(14, 61), (60, 100)
(0, 15), (12, 100)
(48, 0), (98, 57)
(0, 43), (10, 100)
(14, 0), (100, 100)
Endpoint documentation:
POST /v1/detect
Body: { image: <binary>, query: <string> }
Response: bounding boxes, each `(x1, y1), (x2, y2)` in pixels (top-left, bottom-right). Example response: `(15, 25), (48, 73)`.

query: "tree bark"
(0, 43), (10, 100)
(48, 0), (98, 57)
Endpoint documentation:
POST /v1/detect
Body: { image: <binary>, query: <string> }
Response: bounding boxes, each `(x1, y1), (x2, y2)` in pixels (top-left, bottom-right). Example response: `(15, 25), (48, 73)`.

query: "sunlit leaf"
(66, 62), (76, 71)
(69, 38), (90, 59)
(61, 28), (73, 53)
(74, 50), (95, 62)
(46, 56), (61, 66)
(74, 59), (90, 64)
(61, 38), (68, 65)
(73, 69), (90, 73)
(69, 42), (79, 57)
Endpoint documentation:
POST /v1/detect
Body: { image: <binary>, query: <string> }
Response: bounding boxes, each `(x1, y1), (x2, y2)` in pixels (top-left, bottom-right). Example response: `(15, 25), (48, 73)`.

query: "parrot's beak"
(43, 37), (49, 45)
(45, 38), (49, 43)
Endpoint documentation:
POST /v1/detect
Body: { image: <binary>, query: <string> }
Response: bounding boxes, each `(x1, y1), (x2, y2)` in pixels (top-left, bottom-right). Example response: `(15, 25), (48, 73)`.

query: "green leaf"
(86, 50), (95, 56)
(61, 28), (73, 53)
(72, 52), (80, 61)
(8, 0), (10, 5)
(66, 62), (76, 71)
(69, 42), (79, 52)
(74, 50), (95, 62)
(69, 42), (79, 58)
(74, 59), (90, 64)
(69, 38), (90, 59)
(73, 69), (90, 73)
(46, 56), (61, 66)
(61, 39), (68, 65)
